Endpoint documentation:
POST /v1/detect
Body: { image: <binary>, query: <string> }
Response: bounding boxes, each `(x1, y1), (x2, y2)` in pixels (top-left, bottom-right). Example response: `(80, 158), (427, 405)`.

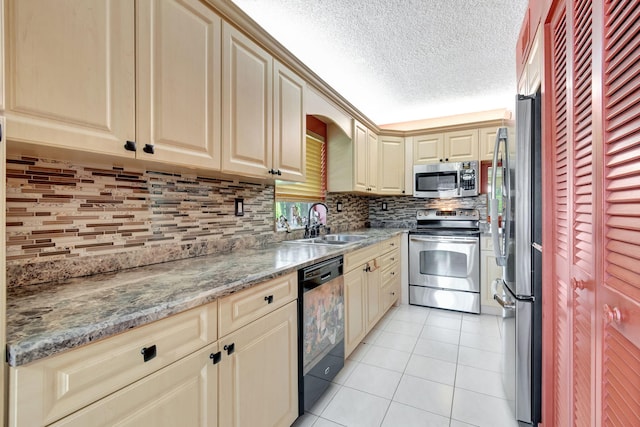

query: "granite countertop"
(6, 229), (406, 367)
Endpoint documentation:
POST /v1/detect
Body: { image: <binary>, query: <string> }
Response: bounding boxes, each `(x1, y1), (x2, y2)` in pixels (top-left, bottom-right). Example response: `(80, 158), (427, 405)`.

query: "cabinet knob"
(277, 169), (282, 176)
(264, 295), (274, 304)
(141, 345), (157, 362)
(603, 304), (622, 325)
(124, 140), (137, 152)
(445, 158), (449, 162)
(209, 351), (222, 365)
(224, 343), (235, 355)
(142, 144), (155, 154)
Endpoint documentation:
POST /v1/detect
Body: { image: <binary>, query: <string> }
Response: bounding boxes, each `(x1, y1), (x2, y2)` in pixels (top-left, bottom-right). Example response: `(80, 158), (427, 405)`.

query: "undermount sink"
(285, 234), (368, 246)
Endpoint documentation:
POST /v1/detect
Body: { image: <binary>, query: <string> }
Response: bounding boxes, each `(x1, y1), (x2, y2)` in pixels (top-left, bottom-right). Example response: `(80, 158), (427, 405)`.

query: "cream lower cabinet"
(344, 236), (401, 357)
(480, 236), (502, 315)
(9, 272), (299, 427)
(344, 266), (368, 357)
(9, 302), (218, 427)
(50, 343), (219, 427)
(218, 302), (298, 427)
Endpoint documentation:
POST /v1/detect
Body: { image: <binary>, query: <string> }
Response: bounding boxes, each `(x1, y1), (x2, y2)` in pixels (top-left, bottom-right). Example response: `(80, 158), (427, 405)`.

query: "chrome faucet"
(305, 202), (328, 238)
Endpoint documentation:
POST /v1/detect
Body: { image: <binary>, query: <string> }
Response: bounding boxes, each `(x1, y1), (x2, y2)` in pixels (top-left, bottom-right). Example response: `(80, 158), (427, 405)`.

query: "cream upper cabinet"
(367, 130), (379, 192)
(49, 343), (219, 427)
(221, 23), (273, 177)
(352, 121), (378, 193)
(273, 60), (306, 181)
(413, 133), (444, 164)
(4, 0), (135, 157)
(353, 122), (369, 191)
(444, 129), (479, 162)
(136, 0), (222, 169)
(218, 302), (298, 427)
(0, 0), (5, 111)
(526, 26), (542, 94)
(221, 24), (305, 181)
(378, 135), (405, 195)
(413, 129), (478, 164)
(479, 127), (498, 161)
(518, 25), (541, 96)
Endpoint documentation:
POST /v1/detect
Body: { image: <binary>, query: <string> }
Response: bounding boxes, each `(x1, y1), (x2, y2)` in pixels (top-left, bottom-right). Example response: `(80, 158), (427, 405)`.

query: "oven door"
(409, 234), (480, 292)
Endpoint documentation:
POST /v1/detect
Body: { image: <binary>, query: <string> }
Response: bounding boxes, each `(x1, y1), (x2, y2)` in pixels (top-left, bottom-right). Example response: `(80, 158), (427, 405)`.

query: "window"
(275, 134), (326, 231)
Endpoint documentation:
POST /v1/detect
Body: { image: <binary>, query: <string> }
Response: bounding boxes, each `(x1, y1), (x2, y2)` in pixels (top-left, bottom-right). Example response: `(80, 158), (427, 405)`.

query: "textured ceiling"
(231, 0), (528, 126)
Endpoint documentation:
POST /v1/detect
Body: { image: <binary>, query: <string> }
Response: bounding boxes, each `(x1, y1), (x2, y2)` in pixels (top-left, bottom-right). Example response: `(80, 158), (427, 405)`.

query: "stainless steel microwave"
(413, 161), (479, 198)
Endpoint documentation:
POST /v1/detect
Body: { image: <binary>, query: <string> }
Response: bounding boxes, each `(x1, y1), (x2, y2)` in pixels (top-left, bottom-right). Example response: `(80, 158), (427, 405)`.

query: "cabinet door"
(218, 302), (298, 427)
(526, 26), (542, 95)
(353, 122), (369, 192)
(367, 131), (378, 192)
(0, 0), (4, 111)
(222, 23), (273, 178)
(413, 133), (444, 164)
(50, 343), (219, 427)
(378, 136), (405, 195)
(136, 0), (221, 169)
(478, 127), (498, 162)
(344, 267), (367, 357)
(4, 0), (135, 157)
(365, 263), (382, 331)
(480, 250), (502, 313)
(444, 129), (478, 162)
(273, 61), (305, 181)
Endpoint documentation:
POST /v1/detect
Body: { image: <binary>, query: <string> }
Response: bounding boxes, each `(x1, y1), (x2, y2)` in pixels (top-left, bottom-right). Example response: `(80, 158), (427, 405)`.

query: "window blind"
(275, 135), (326, 201)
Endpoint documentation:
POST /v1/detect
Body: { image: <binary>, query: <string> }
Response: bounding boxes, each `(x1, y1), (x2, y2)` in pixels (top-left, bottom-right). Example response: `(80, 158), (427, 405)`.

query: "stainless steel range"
(409, 209), (481, 314)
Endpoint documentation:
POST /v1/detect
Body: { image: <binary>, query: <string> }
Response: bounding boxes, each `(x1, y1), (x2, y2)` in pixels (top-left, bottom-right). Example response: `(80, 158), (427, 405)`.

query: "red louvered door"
(549, 5), (573, 427)
(570, 0), (595, 425)
(598, 1), (640, 425)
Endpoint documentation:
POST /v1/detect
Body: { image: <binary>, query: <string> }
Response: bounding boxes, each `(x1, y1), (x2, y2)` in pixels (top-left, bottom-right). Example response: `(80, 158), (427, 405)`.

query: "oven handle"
(410, 235), (478, 244)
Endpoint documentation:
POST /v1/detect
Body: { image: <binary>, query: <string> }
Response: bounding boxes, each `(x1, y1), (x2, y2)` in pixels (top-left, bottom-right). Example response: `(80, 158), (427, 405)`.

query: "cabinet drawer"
(344, 244), (380, 272)
(218, 272), (297, 337)
(49, 342), (218, 427)
(380, 261), (400, 286)
(378, 248), (400, 270)
(9, 303), (217, 427)
(380, 235), (401, 253)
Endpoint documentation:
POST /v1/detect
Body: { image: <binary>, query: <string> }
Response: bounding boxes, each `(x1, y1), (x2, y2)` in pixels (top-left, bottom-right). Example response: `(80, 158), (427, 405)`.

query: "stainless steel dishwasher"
(298, 256), (344, 415)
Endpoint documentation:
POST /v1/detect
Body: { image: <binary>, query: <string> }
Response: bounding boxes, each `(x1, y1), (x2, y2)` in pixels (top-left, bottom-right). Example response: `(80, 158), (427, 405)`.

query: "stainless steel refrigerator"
(490, 92), (542, 426)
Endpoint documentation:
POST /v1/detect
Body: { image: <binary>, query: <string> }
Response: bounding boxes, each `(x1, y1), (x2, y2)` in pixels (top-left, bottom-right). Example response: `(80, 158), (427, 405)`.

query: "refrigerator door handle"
(490, 127), (509, 266)
(491, 279), (515, 310)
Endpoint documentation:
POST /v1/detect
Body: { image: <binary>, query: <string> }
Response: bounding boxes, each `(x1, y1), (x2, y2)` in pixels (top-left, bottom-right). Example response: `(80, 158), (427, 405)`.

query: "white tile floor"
(292, 304), (518, 427)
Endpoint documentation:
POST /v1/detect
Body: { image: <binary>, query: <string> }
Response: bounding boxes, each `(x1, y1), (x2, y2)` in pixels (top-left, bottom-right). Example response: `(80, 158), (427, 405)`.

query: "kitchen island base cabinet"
(49, 343), (219, 427)
(218, 301), (298, 427)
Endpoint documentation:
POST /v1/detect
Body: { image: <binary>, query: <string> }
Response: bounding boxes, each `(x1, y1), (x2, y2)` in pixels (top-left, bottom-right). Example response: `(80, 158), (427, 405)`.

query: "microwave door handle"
(491, 127), (508, 266)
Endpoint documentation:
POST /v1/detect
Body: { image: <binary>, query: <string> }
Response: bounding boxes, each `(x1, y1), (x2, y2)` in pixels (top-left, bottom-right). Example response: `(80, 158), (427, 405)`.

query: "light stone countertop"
(6, 229), (406, 367)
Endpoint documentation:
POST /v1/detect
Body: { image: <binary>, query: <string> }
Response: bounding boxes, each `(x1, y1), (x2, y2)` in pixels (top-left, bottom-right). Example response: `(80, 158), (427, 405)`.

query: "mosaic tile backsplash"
(5, 156), (371, 288)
